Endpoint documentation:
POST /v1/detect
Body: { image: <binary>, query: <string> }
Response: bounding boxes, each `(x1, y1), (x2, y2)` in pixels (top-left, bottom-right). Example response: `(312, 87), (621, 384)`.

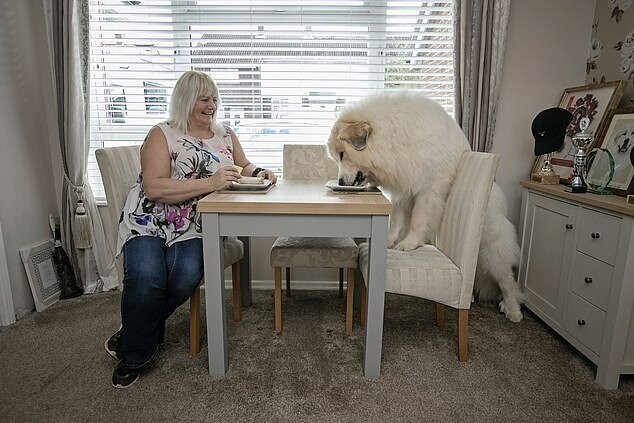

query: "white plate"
(230, 179), (272, 191)
(325, 180), (379, 192)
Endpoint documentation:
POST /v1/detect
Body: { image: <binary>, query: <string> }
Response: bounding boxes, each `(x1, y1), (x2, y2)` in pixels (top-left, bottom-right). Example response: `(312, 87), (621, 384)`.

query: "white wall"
(492, 0), (595, 227)
(0, 0), (60, 317)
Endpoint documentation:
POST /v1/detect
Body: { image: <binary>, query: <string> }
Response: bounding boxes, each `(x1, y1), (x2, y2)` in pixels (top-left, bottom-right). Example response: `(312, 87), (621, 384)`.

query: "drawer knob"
(584, 277), (593, 284)
(591, 232), (601, 239)
(577, 319), (586, 326)
(565, 223), (574, 230)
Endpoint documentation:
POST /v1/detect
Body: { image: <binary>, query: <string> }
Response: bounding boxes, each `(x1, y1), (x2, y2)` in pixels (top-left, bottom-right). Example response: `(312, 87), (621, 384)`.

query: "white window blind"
(88, 0), (455, 200)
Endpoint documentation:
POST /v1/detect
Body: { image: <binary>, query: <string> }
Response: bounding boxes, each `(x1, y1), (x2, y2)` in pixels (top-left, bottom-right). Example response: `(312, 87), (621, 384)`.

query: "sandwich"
(237, 175), (265, 184)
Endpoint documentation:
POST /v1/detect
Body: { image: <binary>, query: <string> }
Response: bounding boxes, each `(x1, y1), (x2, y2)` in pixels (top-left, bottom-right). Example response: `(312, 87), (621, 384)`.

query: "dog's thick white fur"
(327, 91), (524, 322)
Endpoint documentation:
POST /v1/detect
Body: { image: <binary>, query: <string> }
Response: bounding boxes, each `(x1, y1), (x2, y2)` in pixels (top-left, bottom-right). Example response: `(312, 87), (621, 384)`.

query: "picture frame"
(531, 80), (626, 183)
(19, 239), (60, 312)
(586, 108), (634, 196)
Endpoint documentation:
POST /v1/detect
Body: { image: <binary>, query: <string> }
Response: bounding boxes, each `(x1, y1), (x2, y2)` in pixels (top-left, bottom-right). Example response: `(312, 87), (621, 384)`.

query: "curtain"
(45, 0), (118, 292)
(454, 0), (511, 153)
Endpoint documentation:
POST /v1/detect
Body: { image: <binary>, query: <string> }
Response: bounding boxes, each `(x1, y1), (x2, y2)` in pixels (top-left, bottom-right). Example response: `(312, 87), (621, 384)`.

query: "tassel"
(73, 199), (92, 249)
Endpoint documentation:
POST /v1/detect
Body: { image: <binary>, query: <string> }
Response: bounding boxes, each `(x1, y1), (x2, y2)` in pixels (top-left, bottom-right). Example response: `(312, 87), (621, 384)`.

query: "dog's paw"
(393, 239), (419, 251)
(499, 300), (523, 322)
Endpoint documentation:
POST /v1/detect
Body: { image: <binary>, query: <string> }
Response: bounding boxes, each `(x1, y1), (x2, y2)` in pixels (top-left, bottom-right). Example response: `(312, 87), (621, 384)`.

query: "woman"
(105, 71), (276, 388)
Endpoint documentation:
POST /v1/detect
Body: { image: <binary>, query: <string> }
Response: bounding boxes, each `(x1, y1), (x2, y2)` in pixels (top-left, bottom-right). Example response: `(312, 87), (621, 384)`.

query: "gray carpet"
(0, 289), (632, 422)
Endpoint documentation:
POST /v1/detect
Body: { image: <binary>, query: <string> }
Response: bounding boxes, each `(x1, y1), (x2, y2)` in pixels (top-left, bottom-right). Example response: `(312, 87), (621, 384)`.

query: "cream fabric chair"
(359, 151), (499, 361)
(270, 144), (359, 333)
(95, 145), (243, 356)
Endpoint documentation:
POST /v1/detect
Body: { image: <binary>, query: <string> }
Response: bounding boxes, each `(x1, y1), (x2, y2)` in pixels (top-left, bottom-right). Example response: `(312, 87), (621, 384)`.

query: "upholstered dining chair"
(359, 151), (499, 362)
(270, 144), (359, 333)
(95, 145), (244, 356)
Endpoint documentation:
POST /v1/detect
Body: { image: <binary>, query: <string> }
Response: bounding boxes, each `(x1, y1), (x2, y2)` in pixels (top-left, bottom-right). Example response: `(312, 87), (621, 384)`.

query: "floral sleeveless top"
(116, 122), (234, 255)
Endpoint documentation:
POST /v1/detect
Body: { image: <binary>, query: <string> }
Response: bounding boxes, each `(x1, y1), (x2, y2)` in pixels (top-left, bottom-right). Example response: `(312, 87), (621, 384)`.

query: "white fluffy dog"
(327, 91), (524, 322)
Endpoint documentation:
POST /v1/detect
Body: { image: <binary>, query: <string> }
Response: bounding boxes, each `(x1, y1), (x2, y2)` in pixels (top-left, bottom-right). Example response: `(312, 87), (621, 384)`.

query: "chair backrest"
(437, 151), (499, 305)
(95, 145), (142, 240)
(282, 144), (338, 182)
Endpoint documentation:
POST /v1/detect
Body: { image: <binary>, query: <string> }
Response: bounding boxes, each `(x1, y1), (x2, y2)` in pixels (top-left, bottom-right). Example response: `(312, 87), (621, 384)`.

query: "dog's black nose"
(338, 178), (344, 186)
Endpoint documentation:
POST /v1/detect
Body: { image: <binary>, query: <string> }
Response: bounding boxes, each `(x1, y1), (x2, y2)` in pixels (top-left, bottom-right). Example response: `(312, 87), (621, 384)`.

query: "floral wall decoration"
(587, 0), (634, 106)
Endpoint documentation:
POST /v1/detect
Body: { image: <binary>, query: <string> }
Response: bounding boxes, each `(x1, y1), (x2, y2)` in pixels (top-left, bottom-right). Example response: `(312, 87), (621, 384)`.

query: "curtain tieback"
(64, 174), (92, 249)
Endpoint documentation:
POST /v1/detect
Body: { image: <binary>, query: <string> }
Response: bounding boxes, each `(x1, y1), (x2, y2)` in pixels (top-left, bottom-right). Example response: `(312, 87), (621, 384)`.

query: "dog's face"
(327, 120), (376, 186)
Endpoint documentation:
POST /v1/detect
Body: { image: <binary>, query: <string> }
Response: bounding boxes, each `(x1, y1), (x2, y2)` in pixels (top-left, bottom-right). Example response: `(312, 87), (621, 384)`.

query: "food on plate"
(237, 176), (265, 184)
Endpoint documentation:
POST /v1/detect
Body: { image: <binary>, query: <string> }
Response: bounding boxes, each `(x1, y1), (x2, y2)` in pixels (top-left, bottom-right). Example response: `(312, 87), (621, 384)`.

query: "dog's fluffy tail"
(473, 185), (524, 322)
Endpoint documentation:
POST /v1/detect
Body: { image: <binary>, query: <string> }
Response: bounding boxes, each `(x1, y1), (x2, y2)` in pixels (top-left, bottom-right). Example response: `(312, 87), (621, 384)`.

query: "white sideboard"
(518, 181), (634, 389)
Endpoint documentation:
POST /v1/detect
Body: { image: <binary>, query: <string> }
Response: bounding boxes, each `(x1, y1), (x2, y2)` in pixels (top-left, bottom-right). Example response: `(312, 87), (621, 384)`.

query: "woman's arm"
(140, 126), (240, 204)
(230, 128), (277, 182)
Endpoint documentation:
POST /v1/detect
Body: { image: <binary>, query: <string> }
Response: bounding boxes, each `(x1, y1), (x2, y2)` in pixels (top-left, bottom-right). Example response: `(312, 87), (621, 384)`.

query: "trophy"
(531, 108), (573, 184)
(531, 153), (560, 185)
(565, 117), (593, 193)
(584, 147), (615, 195)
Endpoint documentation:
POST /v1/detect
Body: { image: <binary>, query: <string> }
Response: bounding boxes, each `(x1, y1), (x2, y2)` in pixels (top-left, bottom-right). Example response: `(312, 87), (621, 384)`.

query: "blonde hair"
(168, 70), (223, 134)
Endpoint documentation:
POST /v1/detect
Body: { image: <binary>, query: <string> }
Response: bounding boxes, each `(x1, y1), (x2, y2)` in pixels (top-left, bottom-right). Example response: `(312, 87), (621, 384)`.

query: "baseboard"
(214, 279), (341, 291)
(250, 279), (341, 290)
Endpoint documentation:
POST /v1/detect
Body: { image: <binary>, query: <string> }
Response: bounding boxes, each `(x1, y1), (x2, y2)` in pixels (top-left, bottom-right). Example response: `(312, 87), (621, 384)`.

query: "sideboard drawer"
(563, 292), (606, 354)
(570, 251), (614, 311)
(576, 208), (620, 265)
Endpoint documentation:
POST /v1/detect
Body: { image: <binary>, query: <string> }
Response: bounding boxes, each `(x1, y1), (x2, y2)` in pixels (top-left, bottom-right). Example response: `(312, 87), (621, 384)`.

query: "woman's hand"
(254, 168), (277, 183)
(209, 166), (241, 191)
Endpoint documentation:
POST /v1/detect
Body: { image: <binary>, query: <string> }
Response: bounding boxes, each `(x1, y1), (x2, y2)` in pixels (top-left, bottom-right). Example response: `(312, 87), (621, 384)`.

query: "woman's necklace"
(187, 129), (214, 141)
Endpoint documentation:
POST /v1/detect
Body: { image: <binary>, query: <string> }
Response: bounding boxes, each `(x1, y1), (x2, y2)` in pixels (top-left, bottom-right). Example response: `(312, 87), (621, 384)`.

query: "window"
(88, 0), (455, 201)
(143, 81), (168, 113)
(105, 85), (127, 124)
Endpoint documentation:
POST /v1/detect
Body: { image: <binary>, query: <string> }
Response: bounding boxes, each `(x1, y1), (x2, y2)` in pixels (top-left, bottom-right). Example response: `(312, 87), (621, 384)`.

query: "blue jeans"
(120, 236), (203, 368)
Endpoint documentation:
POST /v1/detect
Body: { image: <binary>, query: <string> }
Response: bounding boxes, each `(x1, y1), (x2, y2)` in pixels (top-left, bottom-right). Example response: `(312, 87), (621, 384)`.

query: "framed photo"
(532, 80), (626, 183)
(19, 240), (60, 312)
(586, 108), (634, 196)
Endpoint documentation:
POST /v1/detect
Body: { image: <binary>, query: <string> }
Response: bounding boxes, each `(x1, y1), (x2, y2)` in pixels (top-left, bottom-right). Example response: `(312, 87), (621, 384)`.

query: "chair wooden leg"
(285, 267), (291, 297)
(435, 302), (445, 328)
(189, 285), (201, 356)
(231, 262), (242, 322)
(457, 309), (469, 362)
(360, 279), (367, 328)
(345, 268), (355, 334)
(275, 267), (283, 332)
(340, 268), (346, 314)
(339, 268), (344, 298)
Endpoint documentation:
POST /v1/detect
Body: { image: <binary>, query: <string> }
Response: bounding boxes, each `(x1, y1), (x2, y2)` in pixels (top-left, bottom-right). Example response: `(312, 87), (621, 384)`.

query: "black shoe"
(112, 361), (141, 389)
(105, 329), (121, 360)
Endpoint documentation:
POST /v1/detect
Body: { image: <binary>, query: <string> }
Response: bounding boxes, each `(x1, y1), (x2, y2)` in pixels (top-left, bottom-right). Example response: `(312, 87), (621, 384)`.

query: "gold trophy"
(531, 153), (560, 185)
(530, 107), (573, 185)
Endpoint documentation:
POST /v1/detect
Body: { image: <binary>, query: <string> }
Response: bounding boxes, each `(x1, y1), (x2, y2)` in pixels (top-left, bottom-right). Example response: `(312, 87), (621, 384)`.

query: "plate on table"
(223, 179), (273, 192)
(325, 180), (381, 194)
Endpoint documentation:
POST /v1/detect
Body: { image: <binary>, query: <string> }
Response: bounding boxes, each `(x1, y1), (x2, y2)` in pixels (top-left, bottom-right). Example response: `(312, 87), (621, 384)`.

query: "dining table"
(197, 179), (391, 378)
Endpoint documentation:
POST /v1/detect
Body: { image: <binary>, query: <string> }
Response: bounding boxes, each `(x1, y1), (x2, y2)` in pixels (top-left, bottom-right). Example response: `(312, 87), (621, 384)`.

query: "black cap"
(531, 107), (573, 156)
